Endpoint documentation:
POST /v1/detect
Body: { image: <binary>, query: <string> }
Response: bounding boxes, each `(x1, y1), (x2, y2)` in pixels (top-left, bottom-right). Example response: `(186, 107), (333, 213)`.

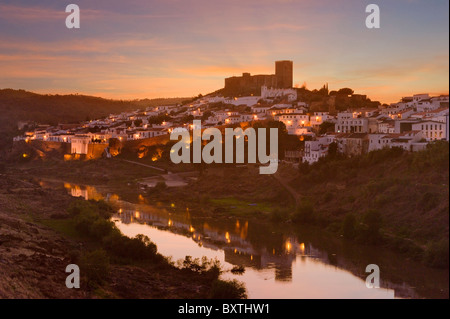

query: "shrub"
(89, 218), (115, 240)
(102, 232), (160, 262)
(425, 239), (449, 268)
(79, 249), (110, 286)
(209, 279), (247, 299)
(269, 208), (289, 223)
(359, 209), (383, 244)
(342, 214), (357, 239)
(178, 256), (222, 280)
(292, 199), (314, 223)
(298, 162), (310, 175)
(74, 209), (98, 236)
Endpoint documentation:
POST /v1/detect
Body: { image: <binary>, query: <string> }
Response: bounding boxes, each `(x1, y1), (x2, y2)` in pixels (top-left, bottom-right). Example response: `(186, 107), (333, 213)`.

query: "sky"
(0, 0), (448, 103)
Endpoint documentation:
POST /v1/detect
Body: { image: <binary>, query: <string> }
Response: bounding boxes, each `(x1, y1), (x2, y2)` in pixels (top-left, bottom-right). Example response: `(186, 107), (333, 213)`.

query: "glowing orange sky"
(0, 0), (448, 103)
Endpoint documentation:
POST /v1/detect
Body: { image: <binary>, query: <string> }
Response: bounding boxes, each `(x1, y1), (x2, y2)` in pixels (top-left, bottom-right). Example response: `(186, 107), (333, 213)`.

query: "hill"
(290, 141), (449, 268)
(0, 89), (188, 151)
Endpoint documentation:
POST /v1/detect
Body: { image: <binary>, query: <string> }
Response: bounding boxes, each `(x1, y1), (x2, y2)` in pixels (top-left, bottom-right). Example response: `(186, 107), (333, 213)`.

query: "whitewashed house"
(71, 136), (90, 154)
(412, 120), (447, 141)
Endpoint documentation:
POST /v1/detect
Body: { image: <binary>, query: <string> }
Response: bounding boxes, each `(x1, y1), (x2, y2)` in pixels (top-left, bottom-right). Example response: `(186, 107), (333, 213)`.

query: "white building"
(261, 86), (297, 102)
(302, 136), (335, 164)
(335, 112), (369, 133)
(251, 106), (271, 115)
(71, 136), (90, 154)
(411, 120), (447, 141)
(274, 113), (310, 135)
(225, 96), (260, 107)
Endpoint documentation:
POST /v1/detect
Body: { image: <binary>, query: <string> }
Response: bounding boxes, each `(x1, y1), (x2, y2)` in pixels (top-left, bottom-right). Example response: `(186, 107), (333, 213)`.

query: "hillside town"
(13, 61), (450, 164)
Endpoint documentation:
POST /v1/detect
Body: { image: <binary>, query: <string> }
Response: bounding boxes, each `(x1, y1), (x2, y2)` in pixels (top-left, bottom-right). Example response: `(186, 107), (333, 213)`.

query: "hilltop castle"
(224, 60), (293, 94)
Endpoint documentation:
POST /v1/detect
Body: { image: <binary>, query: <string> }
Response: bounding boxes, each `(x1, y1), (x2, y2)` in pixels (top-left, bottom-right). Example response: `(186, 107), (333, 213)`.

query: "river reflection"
(57, 182), (448, 299)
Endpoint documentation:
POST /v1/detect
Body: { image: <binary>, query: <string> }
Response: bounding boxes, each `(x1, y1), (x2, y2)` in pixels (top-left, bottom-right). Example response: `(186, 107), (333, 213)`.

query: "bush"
(74, 209), (98, 235)
(292, 199), (314, 223)
(70, 199), (162, 263)
(269, 208), (289, 223)
(342, 214), (357, 239)
(209, 279), (247, 299)
(89, 218), (116, 240)
(359, 209), (383, 244)
(298, 162), (310, 175)
(425, 239), (449, 268)
(79, 249), (110, 286)
(178, 256), (222, 280)
(102, 232), (160, 262)
(68, 199), (113, 219)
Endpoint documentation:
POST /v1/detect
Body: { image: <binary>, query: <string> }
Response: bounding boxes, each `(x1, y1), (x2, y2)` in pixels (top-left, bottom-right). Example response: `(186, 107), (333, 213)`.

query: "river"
(51, 181), (449, 298)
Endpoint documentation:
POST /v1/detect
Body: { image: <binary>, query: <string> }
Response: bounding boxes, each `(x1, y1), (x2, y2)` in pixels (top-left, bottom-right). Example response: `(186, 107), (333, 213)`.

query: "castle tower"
(275, 60), (293, 89)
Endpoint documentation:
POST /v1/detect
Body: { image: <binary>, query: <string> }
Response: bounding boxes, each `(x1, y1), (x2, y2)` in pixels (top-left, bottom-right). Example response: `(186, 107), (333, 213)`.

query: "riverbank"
(0, 173), (246, 298)
(5, 142), (449, 271)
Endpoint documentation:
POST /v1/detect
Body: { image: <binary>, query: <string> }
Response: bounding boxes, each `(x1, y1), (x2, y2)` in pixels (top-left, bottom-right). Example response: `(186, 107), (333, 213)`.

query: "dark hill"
(0, 89), (188, 151)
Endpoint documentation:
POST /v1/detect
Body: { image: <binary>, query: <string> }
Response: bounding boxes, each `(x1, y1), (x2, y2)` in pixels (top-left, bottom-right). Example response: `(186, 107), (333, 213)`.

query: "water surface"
(52, 182), (449, 298)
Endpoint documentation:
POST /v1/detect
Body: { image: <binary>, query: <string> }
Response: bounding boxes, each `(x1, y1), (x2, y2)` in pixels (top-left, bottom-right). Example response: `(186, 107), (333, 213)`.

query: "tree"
(201, 110), (212, 121)
(148, 114), (172, 125)
(337, 88), (354, 96)
(361, 209), (382, 244)
(292, 198), (315, 223)
(319, 121), (335, 135)
(182, 115), (194, 124)
(327, 142), (338, 158)
(318, 84), (329, 96)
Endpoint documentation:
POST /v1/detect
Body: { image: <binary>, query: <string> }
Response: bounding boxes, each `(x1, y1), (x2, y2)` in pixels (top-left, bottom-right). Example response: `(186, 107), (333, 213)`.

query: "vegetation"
(291, 141), (449, 267)
(0, 89), (187, 152)
(292, 199), (315, 223)
(79, 249), (110, 286)
(68, 200), (163, 263)
(177, 256), (222, 281)
(319, 121), (335, 135)
(63, 199), (247, 297)
(209, 279), (247, 299)
(148, 114), (172, 125)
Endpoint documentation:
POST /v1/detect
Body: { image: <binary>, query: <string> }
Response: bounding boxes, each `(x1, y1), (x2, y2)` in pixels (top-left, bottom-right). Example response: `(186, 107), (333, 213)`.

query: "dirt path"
(120, 159), (168, 173)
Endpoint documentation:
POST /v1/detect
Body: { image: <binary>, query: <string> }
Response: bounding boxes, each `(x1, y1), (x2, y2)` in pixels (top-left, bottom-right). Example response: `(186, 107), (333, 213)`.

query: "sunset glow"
(0, 0), (448, 103)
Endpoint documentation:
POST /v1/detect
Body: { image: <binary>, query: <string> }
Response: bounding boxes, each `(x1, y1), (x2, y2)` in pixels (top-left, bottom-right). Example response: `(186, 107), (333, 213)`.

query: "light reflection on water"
(56, 182), (448, 299)
(114, 215), (394, 299)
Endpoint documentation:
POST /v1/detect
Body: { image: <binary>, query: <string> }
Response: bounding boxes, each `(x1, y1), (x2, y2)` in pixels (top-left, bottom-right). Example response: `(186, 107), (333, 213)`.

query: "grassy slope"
(0, 173), (244, 298)
(290, 142), (449, 265)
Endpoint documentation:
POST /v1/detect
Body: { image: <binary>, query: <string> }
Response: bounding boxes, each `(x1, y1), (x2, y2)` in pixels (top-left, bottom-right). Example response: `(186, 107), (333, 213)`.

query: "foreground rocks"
(0, 174), (210, 299)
